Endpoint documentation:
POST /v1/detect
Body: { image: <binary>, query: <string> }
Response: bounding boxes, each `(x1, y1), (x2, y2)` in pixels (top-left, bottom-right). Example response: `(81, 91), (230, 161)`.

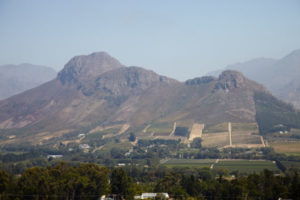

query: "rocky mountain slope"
(210, 49), (300, 109)
(0, 52), (299, 145)
(0, 63), (56, 100)
(0, 52), (177, 131)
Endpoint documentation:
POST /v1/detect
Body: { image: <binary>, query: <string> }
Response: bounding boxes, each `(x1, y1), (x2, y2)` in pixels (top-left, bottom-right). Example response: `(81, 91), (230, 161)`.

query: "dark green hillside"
(254, 92), (300, 134)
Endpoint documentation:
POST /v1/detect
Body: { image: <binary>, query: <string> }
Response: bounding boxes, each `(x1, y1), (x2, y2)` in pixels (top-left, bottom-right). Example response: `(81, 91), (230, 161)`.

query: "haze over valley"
(1, 1), (300, 199)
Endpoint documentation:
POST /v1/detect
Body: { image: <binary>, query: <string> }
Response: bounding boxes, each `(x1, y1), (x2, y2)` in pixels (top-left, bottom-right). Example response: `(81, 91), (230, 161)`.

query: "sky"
(0, 0), (300, 81)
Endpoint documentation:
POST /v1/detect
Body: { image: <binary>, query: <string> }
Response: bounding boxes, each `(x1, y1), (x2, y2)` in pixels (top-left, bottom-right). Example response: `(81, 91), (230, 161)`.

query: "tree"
(18, 167), (50, 199)
(0, 170), (8, 194)
(129, 132), (136, 142)
(155, 173), (186, 197)
(215, 168), (229, 182)
(78, 164), (110, 197)
(110, 148), (125, 159)
(111, 168), (133, 199)
(191, 138), (202, 149)
(290, 172), (300, 200)
(181, 175), (202, 197)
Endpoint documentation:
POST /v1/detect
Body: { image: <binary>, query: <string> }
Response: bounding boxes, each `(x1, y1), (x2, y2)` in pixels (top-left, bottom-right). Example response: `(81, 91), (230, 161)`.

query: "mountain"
(210, 49), (300, 109)
(206, 58), (276, 79)
(0, 52), (299, 145)
(0, 52), (177, 131)
(0, 63), (56, 100)
(267, 50), (300, 109)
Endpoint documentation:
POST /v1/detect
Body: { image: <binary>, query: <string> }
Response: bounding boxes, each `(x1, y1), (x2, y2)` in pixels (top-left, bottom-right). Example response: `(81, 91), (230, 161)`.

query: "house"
(78, 133), (86, 138)
(47, 155), (63, 159)
(79, 144), (90, 149)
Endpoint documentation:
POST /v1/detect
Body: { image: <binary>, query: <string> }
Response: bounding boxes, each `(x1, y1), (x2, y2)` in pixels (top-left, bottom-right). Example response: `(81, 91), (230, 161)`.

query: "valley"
(0, 52), (300, 193)
(1, 1), (300, 198)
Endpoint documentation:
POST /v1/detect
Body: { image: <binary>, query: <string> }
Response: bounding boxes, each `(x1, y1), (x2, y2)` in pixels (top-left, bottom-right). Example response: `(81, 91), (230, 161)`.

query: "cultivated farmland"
(214, 159), (280, 173)
(161, 159), (280, 174)
(270, 141), (300, 156)
(189, 123), (204, 141)
(146, 122), (173, 135)
(202, 132), (229, 147)
(201, 122), (262, 148)
(162, 159), (215, 168)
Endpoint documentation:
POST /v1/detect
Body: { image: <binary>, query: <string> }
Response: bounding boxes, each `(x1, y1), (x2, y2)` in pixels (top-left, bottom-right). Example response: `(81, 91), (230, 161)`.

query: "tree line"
(0, 162), (300, 200)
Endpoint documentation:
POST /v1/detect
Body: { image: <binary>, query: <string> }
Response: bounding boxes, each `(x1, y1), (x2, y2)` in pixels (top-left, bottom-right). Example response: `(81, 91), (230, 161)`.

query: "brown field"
(153, 132), (171, 136)
(203, 122), (228, 133)
(231, 123), (258, 132)
(201, 122), (262, 148)
(231, 131), (262, 144)
(102, 124), (129, 139)
(202, 132), (229, 147)
(189, 123), (204, 141)
(290, 129), (300, 134)
(270, 141), (300, 155)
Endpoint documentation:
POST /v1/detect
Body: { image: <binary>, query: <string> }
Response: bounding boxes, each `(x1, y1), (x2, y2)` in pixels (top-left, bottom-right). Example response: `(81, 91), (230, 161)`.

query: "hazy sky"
(1, 0), (300, 81)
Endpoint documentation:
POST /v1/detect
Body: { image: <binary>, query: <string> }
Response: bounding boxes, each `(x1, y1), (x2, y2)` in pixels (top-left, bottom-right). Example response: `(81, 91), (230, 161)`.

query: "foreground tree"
(0, 170), (9, 194)
(18, 167), (50, 199)
(77, 163), (110, 196)
(111, 168), (134, 199)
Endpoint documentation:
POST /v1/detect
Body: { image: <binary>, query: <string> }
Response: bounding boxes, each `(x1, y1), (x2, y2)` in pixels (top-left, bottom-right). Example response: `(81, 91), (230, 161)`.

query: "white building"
(78, 133), (86, 138)
(47, 155), (63, 159)
(135, 193), (169, 199)
(79, 144), (90, 149)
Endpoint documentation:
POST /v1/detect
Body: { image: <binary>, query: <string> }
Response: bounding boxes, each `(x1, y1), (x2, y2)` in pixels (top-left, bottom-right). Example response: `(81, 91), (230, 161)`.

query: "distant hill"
(0, 63), (56, 100)
(0, 52), (299, 146)
(208, 49), (300, 109)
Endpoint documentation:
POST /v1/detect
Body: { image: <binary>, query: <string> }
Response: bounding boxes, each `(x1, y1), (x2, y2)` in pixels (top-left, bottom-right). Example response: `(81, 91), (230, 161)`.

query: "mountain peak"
(287, 49), (300, 57)
(219, 70), (244, 79)
(215, 70), (246, 90)
(57, 52), (124, 85)
(279, 49), (300, 66)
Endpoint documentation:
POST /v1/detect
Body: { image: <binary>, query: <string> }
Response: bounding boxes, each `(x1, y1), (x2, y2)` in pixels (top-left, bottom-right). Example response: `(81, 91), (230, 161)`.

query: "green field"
(203, 122), (258, 133)
(147, 123), (173, 134)
(282, 161), (300, 169)
(203, 123), (228, 133)
(231, 123), (258, 132)
(162, 159), (280, 173)
(162, 159), (215, 168)
(214, 160), (279, 173)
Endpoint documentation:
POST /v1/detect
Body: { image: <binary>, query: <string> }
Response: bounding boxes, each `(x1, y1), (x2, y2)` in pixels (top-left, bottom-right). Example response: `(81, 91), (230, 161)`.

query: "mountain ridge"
(207, 49), (300, 109)
(0, 52), (298, 146)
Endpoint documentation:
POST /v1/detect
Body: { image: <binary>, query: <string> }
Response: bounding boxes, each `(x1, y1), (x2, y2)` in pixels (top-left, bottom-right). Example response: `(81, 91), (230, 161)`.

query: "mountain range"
(208, 49), (300, 109)
(0, 63), (56, 100)
(0, 52), (299, 145)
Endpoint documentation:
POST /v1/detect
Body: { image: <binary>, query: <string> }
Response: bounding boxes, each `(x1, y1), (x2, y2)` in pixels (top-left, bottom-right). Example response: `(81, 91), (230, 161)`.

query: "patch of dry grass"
(270, 141), (300, 154)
